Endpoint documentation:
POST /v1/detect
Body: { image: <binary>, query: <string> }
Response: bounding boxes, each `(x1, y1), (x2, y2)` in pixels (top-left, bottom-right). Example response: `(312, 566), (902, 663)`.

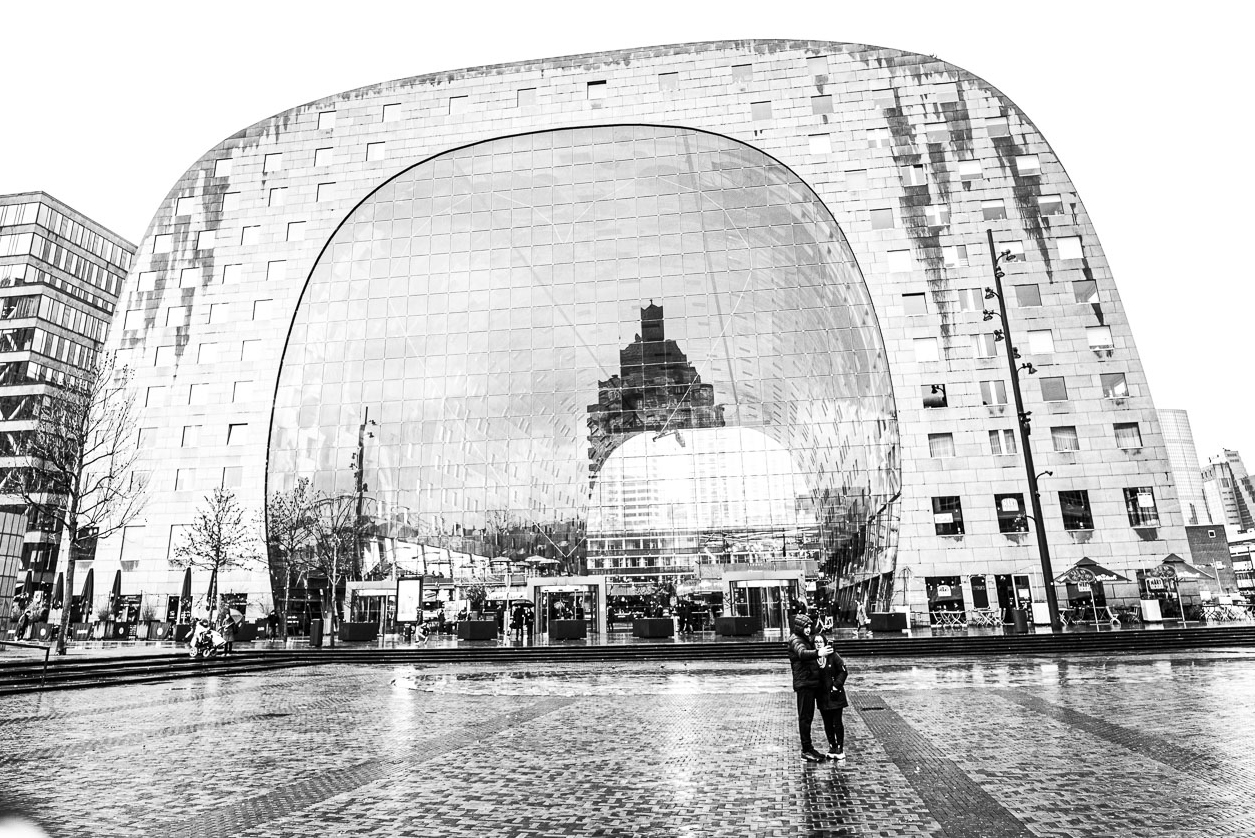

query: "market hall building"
(97, 40), (1188, 632)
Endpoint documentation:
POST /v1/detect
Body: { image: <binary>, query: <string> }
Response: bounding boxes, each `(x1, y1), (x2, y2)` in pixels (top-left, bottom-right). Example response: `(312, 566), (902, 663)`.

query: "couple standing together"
(787, 612), (848, 763)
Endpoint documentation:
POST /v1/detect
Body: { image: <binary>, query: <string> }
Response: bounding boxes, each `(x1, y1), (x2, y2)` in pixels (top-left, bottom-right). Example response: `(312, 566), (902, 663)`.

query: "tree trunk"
(54, 522), (78, 656)
(280, 560), (290, 642)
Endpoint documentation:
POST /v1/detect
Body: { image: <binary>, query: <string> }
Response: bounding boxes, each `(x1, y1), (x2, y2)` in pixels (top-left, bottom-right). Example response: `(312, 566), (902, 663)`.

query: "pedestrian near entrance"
(787, 612), (832, 762)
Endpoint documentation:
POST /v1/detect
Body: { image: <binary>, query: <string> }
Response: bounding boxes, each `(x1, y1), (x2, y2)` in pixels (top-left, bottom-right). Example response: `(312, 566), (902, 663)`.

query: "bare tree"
(288, 493), (361, 648)
(172, 486), (257, 608)
(1, 353), (146, 655)
(264, 477), (316, 640)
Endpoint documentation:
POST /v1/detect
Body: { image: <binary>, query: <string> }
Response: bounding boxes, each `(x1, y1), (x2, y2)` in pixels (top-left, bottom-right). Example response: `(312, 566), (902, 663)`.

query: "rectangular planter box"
(869, 612), (908, 632)
(72, 623), (91, 641)
(148, 622), (173, 641)
(713, 616), (758, 636)
(29, 622), (58, 642)
(234, 623), (258, 643)
(456, 620), (498, 640)
(632, 618), (675, 638)
(549, 619), (587, 640)
(173, 624), (193, 643)
(338, 622), (379, 642)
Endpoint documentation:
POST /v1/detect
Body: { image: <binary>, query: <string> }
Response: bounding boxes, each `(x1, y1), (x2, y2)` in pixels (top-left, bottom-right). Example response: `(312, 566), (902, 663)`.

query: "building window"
(222, 264), (243, 284)
(985, 116), (1010, 137)
(870, 208), (895, 229)
(924, 205), (950, 227)
(1101, 373), (1129, 399)
(1038, 194), (1064, 216)
(152, 234), (173, 254)
(958, 160), (982, 181)
(989, 429), (1017, 455)
(240, 340), (261, 362)
(1015, 155), (1041, 176)
(871, 87), (895, 108)
(366, 142), (387, 162)
(181, 426), (199, 447)
(213, 159), (232, 178)
(123, 309), (145, 330)
(1114, 422), (1142, 449)
(222, 467), (243, 489)
(928, 433), (955, 458)
(980, 380), (1008, 406)
(165, 306), (189, 326)
(981, 200), (1007, 220)
(932, 496), (965, 536)
(1087, 326), (1113, 348)
(922, 383), (947, 409)
(1041, 377), (1068, 401)
(145, 386), (165, 408)
(811, 95), (833, 115)
(226, 423), (247, 445)
(750, 100), (772, 121)
(1060, 490), (1094, 530)
(287, 222), (306, 242)
(317, 111), (336, 130)
(266, 261), (287, 282)
(845, 170), (867, 189)
(806, 56), (828, 77)
(232, 381), (253, 403)
(175, 468), (194, 491)
(268, 187), (287, 207)
(1014, 285), (1041, 307)
(1124, 487), (1160, 527)
(657, 74), (677, 92)
(996, 494), (1029, 533)
(179, 268), (200, 288)
(208, 303), (229, 325)
(517, 87), (537, 106)
(1058, 236), (1083, 260)
(973, 333), (998, 359)
(263, 153), (283, 173)
(222, 192), (240, 213)
(586, 80), (607, 100)
(913, 337), (940, 362)
(316, 182), (336, 203)
(888, 250), (915, 272)
(382, 103), (402, 122)
(1027, 330), (1054, 354)
(174, 197), (196, 216)
(448, 95), (468, 115)
(866, 128), (891, 148)
(943, 246), (969, 269)
(253, 299), (273, 320)
(1073, 280), (1099, 305)
(956, 288), (983, 312)
(808, 134), (831, 154)
(731, 63), (753, 82)
(240, 226), (260, 246)
(1051, 426), (1080, 452)
(902, 291), (926, 314)
(924, 122), (948, 143)
(314, 147), (334, 167)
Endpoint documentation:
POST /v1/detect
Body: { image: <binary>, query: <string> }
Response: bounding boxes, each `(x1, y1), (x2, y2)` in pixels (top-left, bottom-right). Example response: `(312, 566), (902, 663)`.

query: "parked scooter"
(189, 619), (228, 659)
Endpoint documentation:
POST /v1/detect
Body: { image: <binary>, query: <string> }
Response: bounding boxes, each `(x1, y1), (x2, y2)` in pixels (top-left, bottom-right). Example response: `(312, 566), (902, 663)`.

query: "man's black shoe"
(801, 749), (824, 763)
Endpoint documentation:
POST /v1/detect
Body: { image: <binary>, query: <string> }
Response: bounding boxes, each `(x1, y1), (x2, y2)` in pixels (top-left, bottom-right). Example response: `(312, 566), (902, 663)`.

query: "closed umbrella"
(19, 569), (33, 602)
(52, 572), (64, 608)
(178, 567), (192, 624)
(110, 568), (122, 618)
(80, 568), (94, 620)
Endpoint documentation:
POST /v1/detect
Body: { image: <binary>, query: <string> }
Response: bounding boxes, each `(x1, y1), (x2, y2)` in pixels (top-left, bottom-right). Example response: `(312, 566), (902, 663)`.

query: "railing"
(0, 639), (52, 689)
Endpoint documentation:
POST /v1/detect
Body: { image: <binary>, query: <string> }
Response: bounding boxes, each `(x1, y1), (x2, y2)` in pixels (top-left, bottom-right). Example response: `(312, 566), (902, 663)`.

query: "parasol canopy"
(1054, 556), (1130, 584)
(180, 567), (192, 600)
(19, 569), (34, 599)
(110, 568), (122, 601)
(1147, 553), (1215, 581)
(52, 572), (64, 607)
(525, 556), (559, 565)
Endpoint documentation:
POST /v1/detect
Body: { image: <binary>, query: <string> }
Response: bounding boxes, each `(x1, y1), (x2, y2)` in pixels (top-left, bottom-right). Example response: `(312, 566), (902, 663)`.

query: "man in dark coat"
(787, 612), (832, 762)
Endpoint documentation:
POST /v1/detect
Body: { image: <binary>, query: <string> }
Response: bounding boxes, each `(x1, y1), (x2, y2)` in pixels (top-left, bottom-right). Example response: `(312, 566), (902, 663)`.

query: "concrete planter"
(632, 618), (674, 638)
(549, 619), (587, 640)
(456, 620), (498, 640)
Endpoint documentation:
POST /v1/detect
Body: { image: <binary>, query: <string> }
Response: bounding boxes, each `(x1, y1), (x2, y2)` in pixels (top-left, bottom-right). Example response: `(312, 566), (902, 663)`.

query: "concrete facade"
(99, 40), (1187, 620)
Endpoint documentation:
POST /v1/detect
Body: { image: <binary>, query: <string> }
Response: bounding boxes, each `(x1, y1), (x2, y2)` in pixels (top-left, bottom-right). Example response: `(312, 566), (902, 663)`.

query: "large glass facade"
(268, 126), (898, 585)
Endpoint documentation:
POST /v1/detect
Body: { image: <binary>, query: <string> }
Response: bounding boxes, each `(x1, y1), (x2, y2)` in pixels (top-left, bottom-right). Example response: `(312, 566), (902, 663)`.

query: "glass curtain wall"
(268, 126), (899, 597)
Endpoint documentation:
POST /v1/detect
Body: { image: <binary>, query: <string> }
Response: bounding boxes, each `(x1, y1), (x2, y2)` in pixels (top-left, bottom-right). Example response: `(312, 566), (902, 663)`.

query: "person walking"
(787, 612), (832, 763)
(815, 624), (849, 760)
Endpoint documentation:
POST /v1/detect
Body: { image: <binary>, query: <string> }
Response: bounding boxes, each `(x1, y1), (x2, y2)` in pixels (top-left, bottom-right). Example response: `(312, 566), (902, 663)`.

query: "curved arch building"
(102, 40), (1186, 622)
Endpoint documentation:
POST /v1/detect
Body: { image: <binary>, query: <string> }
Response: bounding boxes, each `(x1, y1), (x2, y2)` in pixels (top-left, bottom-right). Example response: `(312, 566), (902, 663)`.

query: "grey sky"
(3, 0), (1249, 461)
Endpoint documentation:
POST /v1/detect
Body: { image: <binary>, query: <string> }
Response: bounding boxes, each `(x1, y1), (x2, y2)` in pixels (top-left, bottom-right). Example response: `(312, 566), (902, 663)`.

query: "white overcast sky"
(3, 0), (1250, 462)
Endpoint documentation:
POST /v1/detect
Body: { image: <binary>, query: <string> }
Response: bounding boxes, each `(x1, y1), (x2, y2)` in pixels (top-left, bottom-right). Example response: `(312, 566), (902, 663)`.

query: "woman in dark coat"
(815, 627), (849, 760)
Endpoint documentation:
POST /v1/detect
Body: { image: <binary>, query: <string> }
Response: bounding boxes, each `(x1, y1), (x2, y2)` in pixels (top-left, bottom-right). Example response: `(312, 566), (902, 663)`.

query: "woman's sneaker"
(802, 749), (824, 763)
(827, 745), (845, 761)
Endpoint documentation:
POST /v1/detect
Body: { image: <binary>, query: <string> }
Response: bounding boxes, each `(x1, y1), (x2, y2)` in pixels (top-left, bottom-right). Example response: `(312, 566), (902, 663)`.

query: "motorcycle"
(188, 619), (228, 659)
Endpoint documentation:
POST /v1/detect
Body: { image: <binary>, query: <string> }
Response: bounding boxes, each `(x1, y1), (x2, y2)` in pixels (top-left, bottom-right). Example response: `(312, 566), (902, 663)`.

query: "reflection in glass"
(268, 126), (899, 601)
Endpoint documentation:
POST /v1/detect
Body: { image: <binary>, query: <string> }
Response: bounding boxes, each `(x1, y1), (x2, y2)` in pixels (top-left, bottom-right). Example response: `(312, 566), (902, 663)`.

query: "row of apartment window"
(0, 263), (117, 316)
(903, 282), (1093, 316)
(137, 423), (247, 450)
(867, 192), (1067, 232)
(0, 293), (109, 341)
(0, 202), (131, 271)
(0, 233), (124, 299)
(145, 380), (255, 407)
(132, 260), (283, 297)
(921, 372), (1131, 409)
(912, 328), (1115, 363)
(0, 326), (96, 367)
(930, 487), (1162, 536)
(0, 360), (82, 389)
(926, 422), (1143, 458)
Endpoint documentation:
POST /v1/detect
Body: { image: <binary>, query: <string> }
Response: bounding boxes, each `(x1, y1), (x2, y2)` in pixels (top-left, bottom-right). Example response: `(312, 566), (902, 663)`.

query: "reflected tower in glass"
(268, 126), (899, 589)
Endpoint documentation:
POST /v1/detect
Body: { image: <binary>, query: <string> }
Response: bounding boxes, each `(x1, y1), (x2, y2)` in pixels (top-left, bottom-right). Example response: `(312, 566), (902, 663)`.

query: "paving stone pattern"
(2, 651), (1254, 837)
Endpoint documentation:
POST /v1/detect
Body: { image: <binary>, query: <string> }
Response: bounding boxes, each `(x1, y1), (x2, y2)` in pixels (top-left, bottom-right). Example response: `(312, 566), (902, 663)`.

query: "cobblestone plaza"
(4, 649), (1254, 837)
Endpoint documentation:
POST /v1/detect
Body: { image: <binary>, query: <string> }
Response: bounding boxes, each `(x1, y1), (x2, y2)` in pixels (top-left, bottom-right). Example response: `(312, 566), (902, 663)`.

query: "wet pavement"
(3, 648), (1255, 837)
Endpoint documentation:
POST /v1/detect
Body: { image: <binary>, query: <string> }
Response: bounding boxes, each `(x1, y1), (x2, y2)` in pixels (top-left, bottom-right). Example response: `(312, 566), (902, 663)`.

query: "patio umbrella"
(19, 569), (33, 599)
(177, 567), (192, 623)
(52, 572), (64, 608)
(1053, 556), (1130, 584)
(1151, 553), (1215, 581)
(110, 568), (122, 600)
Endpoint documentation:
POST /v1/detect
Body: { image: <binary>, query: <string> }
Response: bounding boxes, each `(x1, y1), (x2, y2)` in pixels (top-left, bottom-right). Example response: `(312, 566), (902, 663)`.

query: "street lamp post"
(984, 229), (1062, 632)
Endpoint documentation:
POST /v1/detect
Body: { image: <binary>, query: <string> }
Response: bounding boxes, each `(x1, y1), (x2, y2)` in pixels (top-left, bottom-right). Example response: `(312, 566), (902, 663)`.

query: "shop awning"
(1054, 557), (1130, 584)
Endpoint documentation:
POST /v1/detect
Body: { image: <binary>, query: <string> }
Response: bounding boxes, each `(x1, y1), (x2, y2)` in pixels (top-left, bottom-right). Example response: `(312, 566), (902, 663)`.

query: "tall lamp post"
(983, 229), (1062, 632)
